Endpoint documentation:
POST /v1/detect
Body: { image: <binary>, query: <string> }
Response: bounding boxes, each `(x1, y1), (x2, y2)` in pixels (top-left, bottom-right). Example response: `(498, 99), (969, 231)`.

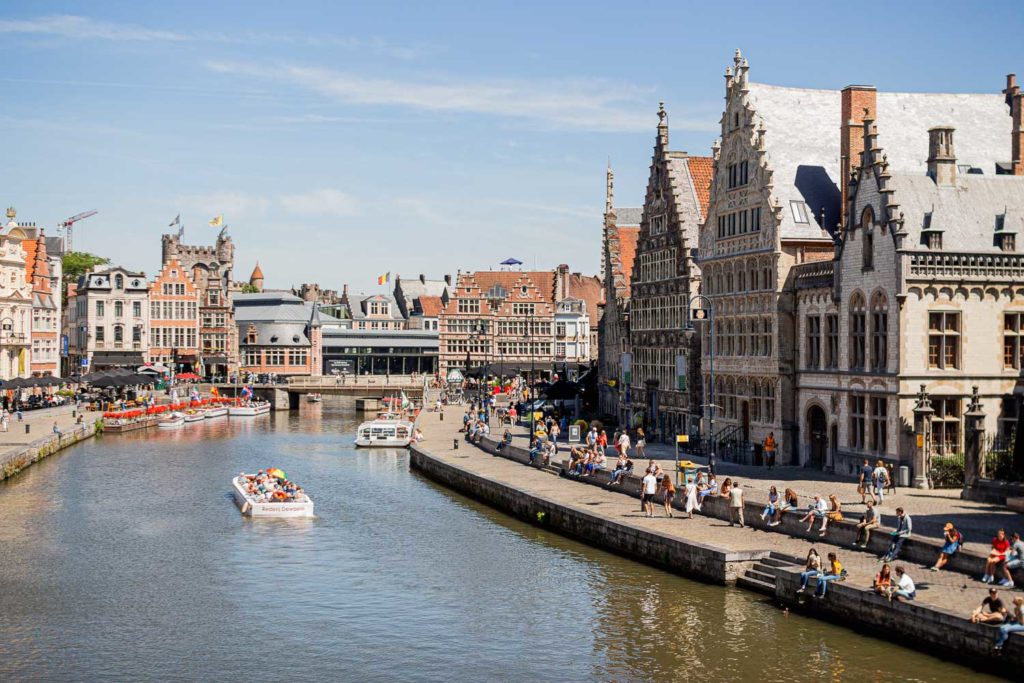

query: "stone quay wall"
(451, 432), (1024, 671)
(410, 443), (766, 585)
(0, 422), (97, 482)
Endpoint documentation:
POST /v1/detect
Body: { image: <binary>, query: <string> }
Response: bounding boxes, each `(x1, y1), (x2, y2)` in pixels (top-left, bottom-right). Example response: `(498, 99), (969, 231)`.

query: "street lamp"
(523, 314), (537, 435)
(912, 384), (934, 489)
(686, 295), (717, 474)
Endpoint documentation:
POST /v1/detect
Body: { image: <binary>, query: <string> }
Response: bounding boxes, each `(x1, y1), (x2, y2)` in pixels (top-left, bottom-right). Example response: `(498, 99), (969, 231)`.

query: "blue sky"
(1, 1), (1022, 290)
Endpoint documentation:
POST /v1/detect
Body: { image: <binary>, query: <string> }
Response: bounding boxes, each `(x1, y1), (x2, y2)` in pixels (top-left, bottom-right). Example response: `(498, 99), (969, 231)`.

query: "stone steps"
(737, 574), (776, 594)
(739, 552), (801, 595)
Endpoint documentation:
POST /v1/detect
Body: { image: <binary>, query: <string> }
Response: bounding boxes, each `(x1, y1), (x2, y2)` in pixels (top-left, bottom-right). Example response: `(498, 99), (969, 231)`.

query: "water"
(0, 404), (997, 682)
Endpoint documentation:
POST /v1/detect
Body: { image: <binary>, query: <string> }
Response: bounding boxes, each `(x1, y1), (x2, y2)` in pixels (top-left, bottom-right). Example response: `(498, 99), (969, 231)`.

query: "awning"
(91, 352), (146, 367)
(201, 355), (228, 364)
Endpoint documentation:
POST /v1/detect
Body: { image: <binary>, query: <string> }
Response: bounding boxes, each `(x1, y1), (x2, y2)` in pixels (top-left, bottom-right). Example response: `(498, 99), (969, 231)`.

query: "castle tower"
(249, 262), (264, 292)
(309, 304), (323, 377)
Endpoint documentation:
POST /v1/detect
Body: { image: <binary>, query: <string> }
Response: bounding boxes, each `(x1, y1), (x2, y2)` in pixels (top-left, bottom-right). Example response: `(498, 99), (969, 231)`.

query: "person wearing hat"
(931, 522), (963, 571)
(970, 587), (1007, 625)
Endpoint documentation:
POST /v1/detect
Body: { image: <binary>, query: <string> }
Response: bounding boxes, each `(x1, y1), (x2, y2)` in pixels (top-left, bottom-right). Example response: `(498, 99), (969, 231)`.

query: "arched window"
(849, 293), (867, 370)
(763, 381), (776, 423)
(725, 377), (736, 419)
(751, 381), (762, 422)
(871, 292), (888, 372)
(114, 274), (124, 289)
(861, 207), (875, 270)
(114, 325), (123, 343)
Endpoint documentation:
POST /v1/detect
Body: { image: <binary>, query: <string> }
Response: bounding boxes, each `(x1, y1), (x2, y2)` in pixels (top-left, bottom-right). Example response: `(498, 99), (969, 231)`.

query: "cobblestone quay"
(411, 409), (1024, 675)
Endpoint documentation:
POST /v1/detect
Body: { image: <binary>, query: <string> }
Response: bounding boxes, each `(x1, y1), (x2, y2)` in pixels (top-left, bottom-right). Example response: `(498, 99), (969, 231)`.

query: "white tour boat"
(232, 475), (314, 518)
(204, 406), (229, 419)
(354, 416), (415, 447)
(183, 410), (206, 423)
(158, 413), (185, 428)
(306, 393), (322, 403)
(228, 401), (272, 417)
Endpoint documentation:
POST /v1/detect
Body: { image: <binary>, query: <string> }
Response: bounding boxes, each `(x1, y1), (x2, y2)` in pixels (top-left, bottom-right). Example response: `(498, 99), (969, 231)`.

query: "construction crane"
(59, 210), (98, 253)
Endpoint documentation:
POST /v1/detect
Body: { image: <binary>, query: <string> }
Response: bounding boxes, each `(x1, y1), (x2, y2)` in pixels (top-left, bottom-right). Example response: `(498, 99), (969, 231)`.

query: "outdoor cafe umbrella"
(2, 377), (31, 389)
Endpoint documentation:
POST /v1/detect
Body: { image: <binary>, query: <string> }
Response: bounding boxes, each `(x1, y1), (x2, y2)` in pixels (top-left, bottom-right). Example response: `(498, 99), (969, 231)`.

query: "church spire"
(605, 161), (614, 215)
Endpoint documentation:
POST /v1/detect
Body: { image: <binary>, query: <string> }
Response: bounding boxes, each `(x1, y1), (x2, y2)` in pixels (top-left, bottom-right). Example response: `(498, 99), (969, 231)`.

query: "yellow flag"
(209, 214), (223, 227)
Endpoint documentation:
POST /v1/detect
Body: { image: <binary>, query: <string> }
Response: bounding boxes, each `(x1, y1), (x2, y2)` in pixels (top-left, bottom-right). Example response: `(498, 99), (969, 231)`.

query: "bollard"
(453, 439), (459, 450)
(439, 411), (444, 422)
(72, 409), (76, 418)
(25, 424), (30, 434)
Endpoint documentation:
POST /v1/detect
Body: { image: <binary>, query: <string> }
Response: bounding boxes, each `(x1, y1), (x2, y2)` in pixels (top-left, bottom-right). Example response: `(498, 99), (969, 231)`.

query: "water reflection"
(0, 405), (1000, 682)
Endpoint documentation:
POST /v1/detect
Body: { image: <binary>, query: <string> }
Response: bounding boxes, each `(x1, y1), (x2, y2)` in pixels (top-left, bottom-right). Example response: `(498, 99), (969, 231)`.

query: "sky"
(1, 1), (1022, 291)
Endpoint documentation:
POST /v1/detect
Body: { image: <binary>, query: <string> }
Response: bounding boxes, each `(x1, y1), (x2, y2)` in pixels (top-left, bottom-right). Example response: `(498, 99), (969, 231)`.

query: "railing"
(791, 260), (835, 289)
(906, 251), (1024, 281)
(287, 374), (426, 388)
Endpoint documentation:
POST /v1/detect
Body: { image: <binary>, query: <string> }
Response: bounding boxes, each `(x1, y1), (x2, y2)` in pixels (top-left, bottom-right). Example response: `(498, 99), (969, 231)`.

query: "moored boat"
(204, 406), (228, 419)
(183, 410), (206, 423)
(232, 474), (314, 518)
(228, 401), (272, 417)
(158, 413), (185, 428)
(354, 417), (414, 447)
(306, 393), (322, 403)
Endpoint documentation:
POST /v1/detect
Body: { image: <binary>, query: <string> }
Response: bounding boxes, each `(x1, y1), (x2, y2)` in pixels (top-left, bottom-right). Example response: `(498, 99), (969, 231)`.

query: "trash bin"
(753, 443), (764, 467)
(898, 465), (910, 487)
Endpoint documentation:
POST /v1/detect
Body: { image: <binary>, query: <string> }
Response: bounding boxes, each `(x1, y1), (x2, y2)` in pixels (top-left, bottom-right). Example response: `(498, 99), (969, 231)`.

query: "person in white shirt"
(890, 566), (916, 603)
(641, 473), (658, 518)
(617, 431), (631, 457)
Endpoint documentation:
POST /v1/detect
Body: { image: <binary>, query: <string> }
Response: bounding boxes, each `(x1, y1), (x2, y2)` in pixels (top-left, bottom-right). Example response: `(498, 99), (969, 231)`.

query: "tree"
(240, 283), (260, 293)
(62, 251), (111, 287)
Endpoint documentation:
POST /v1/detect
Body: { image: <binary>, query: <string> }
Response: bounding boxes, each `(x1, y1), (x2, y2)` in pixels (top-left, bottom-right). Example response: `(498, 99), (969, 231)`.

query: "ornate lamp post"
(963, 386), (985, 495)
(686, 295), (716, 474)
(912, 384), (934, 489)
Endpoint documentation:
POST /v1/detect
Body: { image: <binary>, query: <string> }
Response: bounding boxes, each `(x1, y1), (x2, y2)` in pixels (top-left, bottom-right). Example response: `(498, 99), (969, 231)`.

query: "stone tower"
(249, 262), (264, 292)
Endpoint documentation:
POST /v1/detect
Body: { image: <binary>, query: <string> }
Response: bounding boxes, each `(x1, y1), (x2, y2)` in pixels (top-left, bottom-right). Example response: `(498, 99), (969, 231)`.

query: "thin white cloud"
(0, 14), (434, 59)
(206, 61), (669, 133)
(0, 15), (188, 42)
(280, 188), (359, 217)
(175, 191), (271, 222)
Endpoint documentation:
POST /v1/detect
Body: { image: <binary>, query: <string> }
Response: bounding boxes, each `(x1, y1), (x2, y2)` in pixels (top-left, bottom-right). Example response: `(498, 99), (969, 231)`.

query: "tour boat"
(158, 413), (185, 428)
(228, 401), (272, 417)
(204, 406), (228, 419)
(183, 410), (206, 423)
(232, 475), (314, 518)
(306, 393), (322, 403)
(354, 417), (414, 447)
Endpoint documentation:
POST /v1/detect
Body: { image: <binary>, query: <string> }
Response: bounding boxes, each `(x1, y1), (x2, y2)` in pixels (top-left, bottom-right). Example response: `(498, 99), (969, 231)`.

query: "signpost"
(569, 424), (581, 443)
(675, 434), (689, 485)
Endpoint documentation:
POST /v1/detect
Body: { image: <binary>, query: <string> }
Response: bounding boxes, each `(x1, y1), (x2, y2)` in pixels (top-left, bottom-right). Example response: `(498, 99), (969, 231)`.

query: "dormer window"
(114, 274), (123, 289)
(921, 211), (943, 250)
(790, 201), (809, 224)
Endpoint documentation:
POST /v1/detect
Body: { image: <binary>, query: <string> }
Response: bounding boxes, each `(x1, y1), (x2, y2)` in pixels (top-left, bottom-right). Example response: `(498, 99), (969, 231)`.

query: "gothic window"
(862, 208), (874, 270)
(870, 396), (888, 453)
(1004, 313), (1024, 369)
(825, 314), (839, 369)
(750, 381), (761, 422)
(763, 381), (775, 423)
(870, 293), (888, 372)
(762, 318), (773, 356)
(848, 394), (866, 450)
(849, 293), (866, 370)
(928, 311), (960, 369)
(725, 377), (736, 419)
(806, 315), (821, 369)
(931, 398), (961, 456)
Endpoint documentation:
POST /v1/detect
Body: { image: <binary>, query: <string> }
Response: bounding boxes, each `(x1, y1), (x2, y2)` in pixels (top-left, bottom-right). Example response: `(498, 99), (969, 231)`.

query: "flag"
(209, 214), (223, 227)
(377, 272), (390, 285)
(178, 223), (184, 239)
(169, 214), (180, 227)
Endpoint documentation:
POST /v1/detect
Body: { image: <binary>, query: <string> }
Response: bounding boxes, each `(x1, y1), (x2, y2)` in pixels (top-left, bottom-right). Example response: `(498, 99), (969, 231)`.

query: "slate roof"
(348, 294), (406, 321)
(234, 292), (344, 324)
(239, 321), (310, 347)
(889, 174), (1024, 253)
(745, 82), (1011, 241)
(613, 207), (643, 226)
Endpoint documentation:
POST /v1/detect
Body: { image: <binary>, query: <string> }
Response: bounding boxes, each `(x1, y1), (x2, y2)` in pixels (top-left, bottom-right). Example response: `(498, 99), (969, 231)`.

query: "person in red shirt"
(983, 528), (1012, 584)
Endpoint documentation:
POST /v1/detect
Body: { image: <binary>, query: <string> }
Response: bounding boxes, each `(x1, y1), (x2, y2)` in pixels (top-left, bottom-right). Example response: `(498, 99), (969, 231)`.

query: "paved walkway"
(426, 409), (1019, 622)
(489, 418), (1021, 556)
(0, 404), (98, 458)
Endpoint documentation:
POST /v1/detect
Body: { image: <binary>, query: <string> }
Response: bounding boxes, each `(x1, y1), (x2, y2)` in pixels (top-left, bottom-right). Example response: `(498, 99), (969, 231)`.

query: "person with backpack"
(931, 522), (963, 572)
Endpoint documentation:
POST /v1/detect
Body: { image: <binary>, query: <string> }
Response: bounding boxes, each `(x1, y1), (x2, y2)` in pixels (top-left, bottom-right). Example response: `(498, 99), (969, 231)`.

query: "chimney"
(927, 126), (957, 186)
(556, 264), (569, 300)
(444, 274), (451, 285)
(840, 85), (877, 225)
(1004, 73), (1024, 175)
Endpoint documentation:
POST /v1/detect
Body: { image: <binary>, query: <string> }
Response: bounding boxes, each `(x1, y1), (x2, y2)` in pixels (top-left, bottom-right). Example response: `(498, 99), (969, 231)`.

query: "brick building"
(627, 104), (712, 440)
(148, 258), (200, 372)
(597, 166), (641, 422)
(235, 292), (323, 378)
(161, 231), (238, 381)
(22, 226), (60, 376)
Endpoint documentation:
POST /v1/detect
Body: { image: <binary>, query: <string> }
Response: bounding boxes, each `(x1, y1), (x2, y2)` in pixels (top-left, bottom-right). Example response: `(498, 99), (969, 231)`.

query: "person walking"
(871, 460), (890, 504)
(617, 430), (631, 459)
(763, 432), (777, 469)
(683, 476), (700, 518)
(635, 427), (646, 458)
(1, 409), (8, 433)
(857, 458), (873, 504)
(641, 469), (658, 518)
(728, 481), (745, 527)
(660, 476), (676, 517)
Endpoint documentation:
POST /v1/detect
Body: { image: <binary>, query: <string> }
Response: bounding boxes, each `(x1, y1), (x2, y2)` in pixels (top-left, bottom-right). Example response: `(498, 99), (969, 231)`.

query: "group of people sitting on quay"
(240, 470), (306, 503)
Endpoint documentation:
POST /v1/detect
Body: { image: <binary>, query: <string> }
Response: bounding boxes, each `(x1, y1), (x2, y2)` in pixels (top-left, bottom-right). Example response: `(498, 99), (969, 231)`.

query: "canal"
(0, 404), (998, 682)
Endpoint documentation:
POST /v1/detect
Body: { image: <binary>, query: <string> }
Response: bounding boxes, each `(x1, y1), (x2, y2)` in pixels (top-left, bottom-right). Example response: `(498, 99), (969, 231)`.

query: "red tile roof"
(616, 226), (640, 297)
(565, 273), (604, 326)
(417, 295), (443, 317)
(22, 238), (37, 284)
(688, 156), (714, 219)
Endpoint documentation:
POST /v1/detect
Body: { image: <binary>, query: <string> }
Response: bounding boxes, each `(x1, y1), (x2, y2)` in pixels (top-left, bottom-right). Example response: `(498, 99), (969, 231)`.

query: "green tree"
(240, 283), (260, 293)
(62, 251), (111, 287)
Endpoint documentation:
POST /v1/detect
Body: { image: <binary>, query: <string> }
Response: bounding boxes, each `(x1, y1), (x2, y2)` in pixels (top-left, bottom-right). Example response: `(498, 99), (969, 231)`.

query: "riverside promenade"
(411, 408), (1024, 673)
(0, 405), (99, 481)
